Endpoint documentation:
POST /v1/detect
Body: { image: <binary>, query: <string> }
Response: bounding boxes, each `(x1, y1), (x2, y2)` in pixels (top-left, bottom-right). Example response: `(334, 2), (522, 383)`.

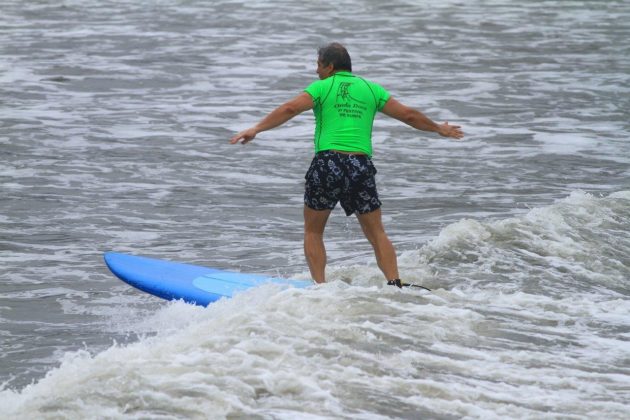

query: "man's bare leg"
(356, 208), (399, 281)
(303, 206), (332, 283)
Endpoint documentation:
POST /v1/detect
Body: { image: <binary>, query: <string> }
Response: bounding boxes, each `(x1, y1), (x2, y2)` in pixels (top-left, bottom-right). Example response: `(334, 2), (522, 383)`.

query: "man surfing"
(231, 43), (463, 287)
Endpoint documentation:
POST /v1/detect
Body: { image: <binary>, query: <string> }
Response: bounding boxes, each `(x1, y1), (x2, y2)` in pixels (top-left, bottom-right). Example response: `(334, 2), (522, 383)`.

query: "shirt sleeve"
(371, 82), (391, 111)
(304, 80), (322, 102)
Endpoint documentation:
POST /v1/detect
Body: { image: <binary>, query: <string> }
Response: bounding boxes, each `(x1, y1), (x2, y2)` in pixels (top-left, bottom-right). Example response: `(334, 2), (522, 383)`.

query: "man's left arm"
(230, 93), (314, 144)
(381, 97), (463, 139)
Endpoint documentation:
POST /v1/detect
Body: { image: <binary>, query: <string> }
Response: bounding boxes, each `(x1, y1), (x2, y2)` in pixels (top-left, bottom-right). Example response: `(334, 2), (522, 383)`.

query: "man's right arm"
(230, 92), (314, 144)
(381, 97), (463, 139)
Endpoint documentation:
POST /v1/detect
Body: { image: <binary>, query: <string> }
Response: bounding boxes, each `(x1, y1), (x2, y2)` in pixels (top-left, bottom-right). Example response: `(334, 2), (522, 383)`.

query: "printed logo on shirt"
(335, 82), (367, 119)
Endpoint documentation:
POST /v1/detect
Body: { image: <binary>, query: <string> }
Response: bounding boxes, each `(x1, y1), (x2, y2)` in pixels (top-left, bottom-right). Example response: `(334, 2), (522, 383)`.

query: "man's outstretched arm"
(230, 93), (314, 144)
(381, 97), (464, 139)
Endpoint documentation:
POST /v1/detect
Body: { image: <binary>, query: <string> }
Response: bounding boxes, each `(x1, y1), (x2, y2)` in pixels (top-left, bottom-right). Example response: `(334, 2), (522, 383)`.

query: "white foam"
(533, 131), (597, 154)
(3, 254), (630, 417)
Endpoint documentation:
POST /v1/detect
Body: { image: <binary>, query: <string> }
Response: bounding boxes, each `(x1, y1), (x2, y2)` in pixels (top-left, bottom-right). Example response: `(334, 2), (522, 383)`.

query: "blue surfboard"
(104, 252), (312, 306)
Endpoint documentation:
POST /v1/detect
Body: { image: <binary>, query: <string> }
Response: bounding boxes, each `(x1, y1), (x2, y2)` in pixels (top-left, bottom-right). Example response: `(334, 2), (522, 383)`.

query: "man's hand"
(230, 127), (258, 144)
(437, 122), (464, 140)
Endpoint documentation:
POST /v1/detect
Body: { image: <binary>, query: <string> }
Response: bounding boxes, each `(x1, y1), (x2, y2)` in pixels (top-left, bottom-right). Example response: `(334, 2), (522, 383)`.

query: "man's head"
(316, 43), (352, 79)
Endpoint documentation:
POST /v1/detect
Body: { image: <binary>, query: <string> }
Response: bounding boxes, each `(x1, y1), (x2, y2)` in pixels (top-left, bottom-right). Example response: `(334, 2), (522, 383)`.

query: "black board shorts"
(304, 150), (381, 216)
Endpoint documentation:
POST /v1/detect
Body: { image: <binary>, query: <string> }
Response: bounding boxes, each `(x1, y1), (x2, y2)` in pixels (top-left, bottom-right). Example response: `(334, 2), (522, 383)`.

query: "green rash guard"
(304, 71), (390, 157)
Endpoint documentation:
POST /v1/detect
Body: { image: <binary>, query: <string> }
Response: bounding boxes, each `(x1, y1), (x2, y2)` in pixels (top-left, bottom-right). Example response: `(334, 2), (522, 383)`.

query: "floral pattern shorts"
(304, 150), (381, 216)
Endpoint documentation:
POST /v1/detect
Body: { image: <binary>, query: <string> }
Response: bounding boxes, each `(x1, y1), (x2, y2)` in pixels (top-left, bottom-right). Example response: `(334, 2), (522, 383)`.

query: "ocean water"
(1, 0), (629, 418)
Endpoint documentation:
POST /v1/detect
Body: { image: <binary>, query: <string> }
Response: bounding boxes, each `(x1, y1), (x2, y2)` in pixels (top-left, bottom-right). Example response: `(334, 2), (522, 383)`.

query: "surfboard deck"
(104, 252), (312, 306)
